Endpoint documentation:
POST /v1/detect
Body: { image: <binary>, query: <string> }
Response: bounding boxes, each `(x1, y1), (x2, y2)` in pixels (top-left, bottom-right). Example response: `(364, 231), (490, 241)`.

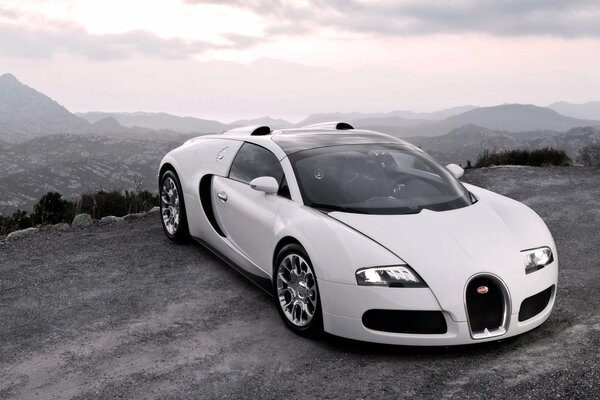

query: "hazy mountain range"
(1, 72), (599, 213)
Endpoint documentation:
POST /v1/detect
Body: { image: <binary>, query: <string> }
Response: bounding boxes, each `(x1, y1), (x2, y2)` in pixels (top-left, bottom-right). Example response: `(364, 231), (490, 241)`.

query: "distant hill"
(369, 104), (600, 138)
(0, 73), (90, 142)
(0, 74), (193, 142)
(77, 111), (229, 134)
(406, 124), (600, 165)
(0, 134), (184, 213)
(230, 116), (292, 129)
(547, 101), (600, 120)
(295, 106), (478, 128)
(442, 104), (600, 132)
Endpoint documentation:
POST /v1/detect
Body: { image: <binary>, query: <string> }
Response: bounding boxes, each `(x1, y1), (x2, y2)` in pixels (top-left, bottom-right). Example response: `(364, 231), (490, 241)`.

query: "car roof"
(269, 129), (408, 155)
(215, 122), (416, 157)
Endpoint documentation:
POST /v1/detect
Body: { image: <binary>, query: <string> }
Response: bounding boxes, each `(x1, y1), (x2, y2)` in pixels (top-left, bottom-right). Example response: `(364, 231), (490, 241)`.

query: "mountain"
(297, 104), (600, 138)
(295, 106), (478, 127)
(370, 104), (600, 138)
(547, 101), (600, 120)
(405, 124), (600, 165)
(441, 104), (600, 133)
(0, 134), (184, 213)
(386, 105), (480, 120)
(77, 111), (229, 134)
(0, 73), (90, 142)
(230, 116), (293, 129)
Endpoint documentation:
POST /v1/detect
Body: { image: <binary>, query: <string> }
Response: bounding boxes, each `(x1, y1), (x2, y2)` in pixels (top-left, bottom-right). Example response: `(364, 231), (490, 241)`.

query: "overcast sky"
(1, 0), (599, 121)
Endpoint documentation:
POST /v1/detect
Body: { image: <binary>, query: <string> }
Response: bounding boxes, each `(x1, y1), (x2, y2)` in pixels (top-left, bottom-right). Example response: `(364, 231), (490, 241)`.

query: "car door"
(212, 142), (289, 270)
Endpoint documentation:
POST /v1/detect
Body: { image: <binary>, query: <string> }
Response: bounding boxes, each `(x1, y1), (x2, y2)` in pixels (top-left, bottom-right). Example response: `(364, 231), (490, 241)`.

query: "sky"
(1, 0), (599, 122)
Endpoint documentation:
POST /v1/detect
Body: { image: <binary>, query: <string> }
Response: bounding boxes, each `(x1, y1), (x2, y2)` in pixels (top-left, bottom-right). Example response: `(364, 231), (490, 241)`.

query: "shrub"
(78, 189), (158, 219)
(577, 144), (600, 167)
(125, 189), (159, 215)
(32, 191), (75, 225)
(1, 188), (159, 236)
(0, 210), (33, 235)
(475, 148), (571, 168)
(79, 190), (128, 219)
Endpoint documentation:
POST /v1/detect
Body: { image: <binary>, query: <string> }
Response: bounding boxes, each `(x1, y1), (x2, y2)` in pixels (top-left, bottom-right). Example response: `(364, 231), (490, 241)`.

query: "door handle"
(217, 191), (228, 202)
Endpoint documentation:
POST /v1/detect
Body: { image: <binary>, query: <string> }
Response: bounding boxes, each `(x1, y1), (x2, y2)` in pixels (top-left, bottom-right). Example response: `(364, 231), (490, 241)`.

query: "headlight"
(522, 247), (553, 274)
(356, 265), (427, 287)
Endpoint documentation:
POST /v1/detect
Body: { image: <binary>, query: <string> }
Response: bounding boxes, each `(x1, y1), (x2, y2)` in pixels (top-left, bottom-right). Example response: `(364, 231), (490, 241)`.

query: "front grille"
(466, 276), (506, 334)
(362, 310), (447, 334)
(519, 285), (554, 322)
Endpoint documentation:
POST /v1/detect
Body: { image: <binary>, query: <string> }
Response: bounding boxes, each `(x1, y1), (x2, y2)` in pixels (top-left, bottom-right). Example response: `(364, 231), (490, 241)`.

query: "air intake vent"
(223, 125), (272, 136)
(362, 310), (447, 334)
(335, 122), (353, 130)
(519, 285), (554, 322)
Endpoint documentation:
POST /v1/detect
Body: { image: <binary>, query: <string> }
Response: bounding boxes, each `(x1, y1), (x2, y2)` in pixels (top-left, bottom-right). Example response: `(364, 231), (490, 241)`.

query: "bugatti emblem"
(216, 147), (230, 161)
(477, 286), (489, 294)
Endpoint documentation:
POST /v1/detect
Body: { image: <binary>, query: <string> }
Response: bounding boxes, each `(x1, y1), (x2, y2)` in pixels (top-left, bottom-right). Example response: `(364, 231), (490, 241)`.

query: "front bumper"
(318, 262), (557, 346)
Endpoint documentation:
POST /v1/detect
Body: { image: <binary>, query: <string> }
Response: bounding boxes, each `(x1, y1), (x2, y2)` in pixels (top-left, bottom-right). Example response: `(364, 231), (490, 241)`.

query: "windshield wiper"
(308, 203), (368, 214)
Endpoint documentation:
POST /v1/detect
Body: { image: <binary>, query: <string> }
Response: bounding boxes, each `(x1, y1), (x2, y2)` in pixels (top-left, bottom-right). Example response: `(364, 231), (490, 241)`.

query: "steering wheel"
(386, 175), (414, 196)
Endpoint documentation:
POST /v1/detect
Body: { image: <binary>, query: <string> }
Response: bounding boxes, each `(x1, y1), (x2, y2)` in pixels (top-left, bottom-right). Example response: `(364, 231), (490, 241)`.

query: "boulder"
(7, 227), (39, 240)
(99, 215), (124, 224)
(40, 223), (71, 232)
(51, 223), (71, 232)
(148, 206), (160, 215)
(123, 212), (144, 220)
(72, 213), (93, 228)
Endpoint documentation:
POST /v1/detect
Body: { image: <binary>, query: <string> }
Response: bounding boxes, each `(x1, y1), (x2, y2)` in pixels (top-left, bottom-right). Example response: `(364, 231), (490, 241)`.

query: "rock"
(72, 213), (93, 228)
(148, 206), (160, 215)
(40, 223), (71, 232)
(7, 227), (39, 240)
(99, 215), (124, 224)
(123, 213), (144, 220)
(52, 223), (71, 232)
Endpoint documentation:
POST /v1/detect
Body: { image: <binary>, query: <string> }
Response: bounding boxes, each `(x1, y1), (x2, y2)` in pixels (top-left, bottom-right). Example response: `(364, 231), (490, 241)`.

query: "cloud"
(0, 25), (215, 60)
(0, 7), (260, 60)
(187, 0), (600, 38)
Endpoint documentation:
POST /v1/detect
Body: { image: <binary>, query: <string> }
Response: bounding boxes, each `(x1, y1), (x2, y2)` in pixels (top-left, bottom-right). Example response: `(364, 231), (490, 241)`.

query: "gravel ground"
(1, 166), (599, 400)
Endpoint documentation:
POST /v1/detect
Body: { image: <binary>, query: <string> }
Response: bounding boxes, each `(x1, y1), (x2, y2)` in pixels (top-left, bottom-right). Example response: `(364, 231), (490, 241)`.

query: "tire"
(274, 243), (323, 336)
(159, 169), (189, 243)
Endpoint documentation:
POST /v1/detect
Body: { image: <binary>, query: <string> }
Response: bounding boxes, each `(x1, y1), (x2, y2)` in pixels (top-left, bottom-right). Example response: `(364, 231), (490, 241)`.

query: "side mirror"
(250, 176), (279, 194)
(446, 163), (464, 179)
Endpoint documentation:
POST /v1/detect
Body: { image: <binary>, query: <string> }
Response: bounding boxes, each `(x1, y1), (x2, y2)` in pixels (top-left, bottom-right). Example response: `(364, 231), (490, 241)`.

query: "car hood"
(329, 200), (544, 322)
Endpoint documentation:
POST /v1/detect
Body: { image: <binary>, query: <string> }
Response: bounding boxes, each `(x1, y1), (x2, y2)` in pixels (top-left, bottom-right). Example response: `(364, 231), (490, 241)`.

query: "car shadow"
(313, 332), (525, 357)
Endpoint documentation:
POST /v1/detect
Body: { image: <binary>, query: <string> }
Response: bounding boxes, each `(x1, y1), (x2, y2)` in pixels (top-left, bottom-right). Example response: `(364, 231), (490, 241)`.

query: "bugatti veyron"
(158, 122), (558, 345)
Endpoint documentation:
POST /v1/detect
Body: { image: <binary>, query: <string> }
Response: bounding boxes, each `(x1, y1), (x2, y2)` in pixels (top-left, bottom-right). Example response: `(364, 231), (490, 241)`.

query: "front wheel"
(274, 244), (323, 336)
(159, 169), (189, 243)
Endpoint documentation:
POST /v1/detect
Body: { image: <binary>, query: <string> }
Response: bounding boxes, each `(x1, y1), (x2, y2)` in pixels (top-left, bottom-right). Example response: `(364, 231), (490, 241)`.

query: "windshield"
(289, 143), (473, 215)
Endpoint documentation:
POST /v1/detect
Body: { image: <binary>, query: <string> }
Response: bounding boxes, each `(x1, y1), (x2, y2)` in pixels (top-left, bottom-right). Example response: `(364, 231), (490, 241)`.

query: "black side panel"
(362, 310), (447, 334)
(519, 285), (554, 322)
(193, 236), (273, 295)
(199, 174), (225, 237)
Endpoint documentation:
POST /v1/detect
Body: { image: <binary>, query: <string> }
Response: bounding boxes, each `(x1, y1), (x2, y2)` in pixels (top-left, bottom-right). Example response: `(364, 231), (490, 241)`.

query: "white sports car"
(158, 122), (558, 345)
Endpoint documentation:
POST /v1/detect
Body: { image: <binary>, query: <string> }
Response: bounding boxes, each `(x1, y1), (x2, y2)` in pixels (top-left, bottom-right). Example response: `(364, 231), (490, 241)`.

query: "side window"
(229, 142), (285, 186)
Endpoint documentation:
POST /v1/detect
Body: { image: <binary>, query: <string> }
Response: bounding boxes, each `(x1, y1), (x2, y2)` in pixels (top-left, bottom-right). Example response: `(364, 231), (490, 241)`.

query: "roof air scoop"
(223, 125), (272, 136)
(300, 121), (354, 130)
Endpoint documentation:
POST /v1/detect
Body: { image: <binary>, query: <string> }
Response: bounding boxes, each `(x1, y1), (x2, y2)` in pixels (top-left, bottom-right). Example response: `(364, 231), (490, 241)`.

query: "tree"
(32, 192), (73, 225)
(578, 144), (600, 167)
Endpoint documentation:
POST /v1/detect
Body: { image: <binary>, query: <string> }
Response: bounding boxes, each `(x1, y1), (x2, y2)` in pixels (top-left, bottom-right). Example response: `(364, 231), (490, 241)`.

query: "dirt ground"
(1, 166), (599, 399)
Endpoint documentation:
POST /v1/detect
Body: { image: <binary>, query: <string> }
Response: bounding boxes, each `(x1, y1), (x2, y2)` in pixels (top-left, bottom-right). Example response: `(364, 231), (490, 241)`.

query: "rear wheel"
(159, 169), (189, 242)
(274, 243), (323, 336)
